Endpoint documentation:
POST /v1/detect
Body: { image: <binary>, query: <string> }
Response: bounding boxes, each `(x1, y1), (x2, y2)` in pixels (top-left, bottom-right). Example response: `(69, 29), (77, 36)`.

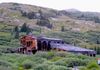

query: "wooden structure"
(19, 35), (96, 56)
(37, 36), (96, 57)
(19, 35), (37, 54)
(37, 37), (64, 51)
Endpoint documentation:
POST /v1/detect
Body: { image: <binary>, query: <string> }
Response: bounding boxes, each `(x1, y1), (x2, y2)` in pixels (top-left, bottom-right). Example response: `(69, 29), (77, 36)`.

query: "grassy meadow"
(0, 22), (100, 70)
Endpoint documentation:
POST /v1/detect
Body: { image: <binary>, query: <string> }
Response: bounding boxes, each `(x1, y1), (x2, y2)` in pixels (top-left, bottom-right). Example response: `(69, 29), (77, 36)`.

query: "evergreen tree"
(14, 26), (19, 39)
(20, 23), (27, 32)
(96, 37), (100, 44)
(94, 16), (100, 23)
(98, 47), (100, 54)
(20, 23), (32, 35)
(26, 26), (32, 35)
(97, 47), (100, 54)
(61, 26), (65, 32)
(94, 47), (97, 51)
(38, 10), (44, 19)
(37, 19), (52, 28)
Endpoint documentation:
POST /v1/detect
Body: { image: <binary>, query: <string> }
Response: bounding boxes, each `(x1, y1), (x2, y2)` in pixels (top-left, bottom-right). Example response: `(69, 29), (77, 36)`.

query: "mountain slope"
(60, 9), (100, 23)
(0, 3), (100, 32)
(0, 2), (100, 54)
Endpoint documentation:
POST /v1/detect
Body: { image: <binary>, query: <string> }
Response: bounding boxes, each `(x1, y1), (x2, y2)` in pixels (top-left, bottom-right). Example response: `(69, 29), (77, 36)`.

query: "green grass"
(0, 3), (100, 70)
(0, 19), (100, 70)
(0, 51), (94, 70)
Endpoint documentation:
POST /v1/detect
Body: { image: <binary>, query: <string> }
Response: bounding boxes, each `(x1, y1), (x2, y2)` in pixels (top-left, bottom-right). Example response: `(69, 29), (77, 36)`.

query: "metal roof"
(38, 37), (63, 41)
(51, 43), (96, 53)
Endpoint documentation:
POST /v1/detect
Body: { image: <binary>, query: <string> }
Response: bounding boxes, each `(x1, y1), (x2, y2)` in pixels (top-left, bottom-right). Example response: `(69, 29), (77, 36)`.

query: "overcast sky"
(0, 0), (100, 12)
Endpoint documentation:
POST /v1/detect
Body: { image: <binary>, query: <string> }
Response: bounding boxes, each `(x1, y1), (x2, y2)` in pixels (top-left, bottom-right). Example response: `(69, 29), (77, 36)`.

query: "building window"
(27, 41), (32, 46)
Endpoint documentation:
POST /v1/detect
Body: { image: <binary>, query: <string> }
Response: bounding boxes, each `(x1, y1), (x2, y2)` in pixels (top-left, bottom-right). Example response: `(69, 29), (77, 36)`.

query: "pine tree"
(94, 47), (97, 51)
(61, 26), (65, 32)
(20, 23), (27, 32)
(98, 47), (100, 54)
(14, 26), (19, 39)
(97, 47), (100, 54)
(38, 10), (44, 19)
(26, 26), (32, 35)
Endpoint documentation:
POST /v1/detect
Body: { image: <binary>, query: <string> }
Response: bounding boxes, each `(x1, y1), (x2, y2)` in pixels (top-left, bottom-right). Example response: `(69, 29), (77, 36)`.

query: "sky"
(0, 0), (100, 12)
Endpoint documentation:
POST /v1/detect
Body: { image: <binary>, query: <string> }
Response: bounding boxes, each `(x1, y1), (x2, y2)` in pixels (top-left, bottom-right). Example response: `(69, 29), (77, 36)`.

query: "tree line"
(13, 23), (32, 39)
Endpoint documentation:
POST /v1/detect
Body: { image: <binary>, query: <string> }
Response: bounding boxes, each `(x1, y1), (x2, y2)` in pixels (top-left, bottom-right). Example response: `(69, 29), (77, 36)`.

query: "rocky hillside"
(0, 3), (58, 27)
(0, 3), (100, 32)
(60, 9), (100, 23)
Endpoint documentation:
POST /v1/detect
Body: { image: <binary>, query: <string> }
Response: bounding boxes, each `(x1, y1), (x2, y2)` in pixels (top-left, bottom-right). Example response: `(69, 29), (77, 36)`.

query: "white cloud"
(0, 0), (100, 12)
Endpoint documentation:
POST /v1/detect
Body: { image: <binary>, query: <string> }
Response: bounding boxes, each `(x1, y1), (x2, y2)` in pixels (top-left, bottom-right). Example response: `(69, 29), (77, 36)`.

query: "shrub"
(50, 56), (62, 62)
(34, 64), (49, 70)
(37, 19), (52, 29)
(67, 59), (88, 67)
(86, 61), (100, 70)
(0, 66), (12, 70)
(0, 60), (11, 67)
(21, 59), (33, 69)
(35, 51), (55, 60)
(60, 58), (89, 67)
(49, 65), (67, 70)
(31, 56), (46, 64)
(47, 51), (55, 59)
(55, 51), (68, 57)
(80, 67), (87, 70)
(34, 51), (48, 58)
(0, 51), (2, 55)
(43, 61), (54, 65)
(23, 63), (32, 69)
(54, 59), (66, 66)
